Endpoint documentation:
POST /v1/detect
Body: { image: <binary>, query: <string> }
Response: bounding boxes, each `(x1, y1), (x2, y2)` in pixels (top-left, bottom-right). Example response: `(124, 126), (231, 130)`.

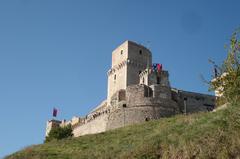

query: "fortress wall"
(106, 85), (180, 130)
(72, 113), (109, 137)
(175, 90), (216, 113)
(151, 85), (172, 99)
(106, 105), (177, 130)
(126, 85), (147, 105)
(126, 85), (178, 108)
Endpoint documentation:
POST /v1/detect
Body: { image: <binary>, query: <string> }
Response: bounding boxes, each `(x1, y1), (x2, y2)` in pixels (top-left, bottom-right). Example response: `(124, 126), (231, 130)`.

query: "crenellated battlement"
(107, 58), (150, 76)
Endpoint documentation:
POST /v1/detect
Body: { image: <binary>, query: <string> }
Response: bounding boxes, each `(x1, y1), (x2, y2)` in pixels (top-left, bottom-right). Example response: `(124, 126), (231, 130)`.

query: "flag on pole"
(152, 63), (157, 72)
(53, 108), (58, 117)
(157, 64), (162, 73)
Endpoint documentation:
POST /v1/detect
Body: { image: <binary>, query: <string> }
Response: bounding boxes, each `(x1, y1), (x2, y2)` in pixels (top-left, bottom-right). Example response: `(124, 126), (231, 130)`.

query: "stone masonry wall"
(172, 88), (216, 113)
(106, 84), (179, 130)
(106, 105), (175, 130)
(72, 113), (109, 137)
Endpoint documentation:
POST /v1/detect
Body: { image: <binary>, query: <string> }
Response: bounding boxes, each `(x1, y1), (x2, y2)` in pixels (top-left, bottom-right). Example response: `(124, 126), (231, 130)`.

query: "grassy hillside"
(6, 103), (240, 159)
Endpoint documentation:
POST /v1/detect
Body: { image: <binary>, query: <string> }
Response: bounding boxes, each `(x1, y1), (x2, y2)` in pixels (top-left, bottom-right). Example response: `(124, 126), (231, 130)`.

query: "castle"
(46, 41), (216, 137)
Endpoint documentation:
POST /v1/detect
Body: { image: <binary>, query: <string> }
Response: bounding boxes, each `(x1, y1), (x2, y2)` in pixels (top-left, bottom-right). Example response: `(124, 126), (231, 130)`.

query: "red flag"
(157, 64), (162, 72)
(53, 108), (58, 117)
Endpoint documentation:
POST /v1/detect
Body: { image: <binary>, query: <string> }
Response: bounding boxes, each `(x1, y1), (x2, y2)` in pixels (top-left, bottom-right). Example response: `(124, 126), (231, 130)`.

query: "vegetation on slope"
(210, 29), (240, 105)
(5, 102), (240, 159)
(45, 125), (73, 143)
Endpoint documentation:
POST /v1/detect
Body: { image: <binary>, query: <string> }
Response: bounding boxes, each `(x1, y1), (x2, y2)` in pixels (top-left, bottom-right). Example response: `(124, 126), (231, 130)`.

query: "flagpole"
(147, 54), (150, 96)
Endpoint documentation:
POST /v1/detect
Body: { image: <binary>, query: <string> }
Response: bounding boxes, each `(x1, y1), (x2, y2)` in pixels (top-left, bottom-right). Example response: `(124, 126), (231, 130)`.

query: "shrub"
(45, 125), (73, 143)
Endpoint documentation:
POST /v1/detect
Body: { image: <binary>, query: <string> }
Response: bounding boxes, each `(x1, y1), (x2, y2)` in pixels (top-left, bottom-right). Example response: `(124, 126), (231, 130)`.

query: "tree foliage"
(45, 125), (73, 143)
(210, 28), (240, 104)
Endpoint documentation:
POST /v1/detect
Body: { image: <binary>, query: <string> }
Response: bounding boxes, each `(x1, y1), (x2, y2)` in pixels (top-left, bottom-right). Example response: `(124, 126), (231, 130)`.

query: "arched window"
(114, 74), (116, 80)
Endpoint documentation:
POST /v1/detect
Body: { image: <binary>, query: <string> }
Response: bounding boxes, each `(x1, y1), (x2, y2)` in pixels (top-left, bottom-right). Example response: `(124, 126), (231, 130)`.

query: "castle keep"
(46, 41), (216, 137)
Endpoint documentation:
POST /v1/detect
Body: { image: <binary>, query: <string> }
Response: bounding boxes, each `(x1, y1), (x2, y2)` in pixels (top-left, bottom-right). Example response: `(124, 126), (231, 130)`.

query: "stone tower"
(107, 41), (152, 104)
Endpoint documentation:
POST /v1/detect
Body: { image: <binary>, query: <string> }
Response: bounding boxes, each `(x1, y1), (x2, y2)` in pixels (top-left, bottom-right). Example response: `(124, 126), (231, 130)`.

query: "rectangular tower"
(107, 41), (152, 104)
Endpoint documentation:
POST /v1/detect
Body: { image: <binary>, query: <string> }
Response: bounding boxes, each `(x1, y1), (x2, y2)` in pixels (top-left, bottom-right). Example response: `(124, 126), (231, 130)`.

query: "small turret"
(139, 68), (170, 87)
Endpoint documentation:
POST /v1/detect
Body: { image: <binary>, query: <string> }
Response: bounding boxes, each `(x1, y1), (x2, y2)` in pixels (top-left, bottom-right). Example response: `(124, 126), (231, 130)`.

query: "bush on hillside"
(45, 125), (73, 143)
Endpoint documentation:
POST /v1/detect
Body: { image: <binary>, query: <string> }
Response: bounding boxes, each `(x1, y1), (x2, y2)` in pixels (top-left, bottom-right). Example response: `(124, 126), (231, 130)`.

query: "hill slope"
(6, 103), (240, 159)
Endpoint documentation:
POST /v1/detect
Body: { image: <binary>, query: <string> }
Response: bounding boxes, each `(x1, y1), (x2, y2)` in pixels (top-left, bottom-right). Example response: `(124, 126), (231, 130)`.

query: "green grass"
(6, 103), (240, 159)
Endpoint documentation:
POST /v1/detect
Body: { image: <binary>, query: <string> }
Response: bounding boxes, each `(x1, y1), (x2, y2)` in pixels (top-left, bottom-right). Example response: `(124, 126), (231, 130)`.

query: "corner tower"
(107, 41), (152, 104)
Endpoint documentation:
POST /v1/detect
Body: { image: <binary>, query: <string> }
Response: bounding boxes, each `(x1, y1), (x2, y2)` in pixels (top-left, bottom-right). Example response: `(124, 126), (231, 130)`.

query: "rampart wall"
(171, 88), (215, 113)
(73, 113), (109, 137)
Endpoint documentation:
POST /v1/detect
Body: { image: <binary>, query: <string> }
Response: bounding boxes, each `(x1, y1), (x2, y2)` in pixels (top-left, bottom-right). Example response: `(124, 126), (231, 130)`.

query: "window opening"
(157, 76), (160, 84)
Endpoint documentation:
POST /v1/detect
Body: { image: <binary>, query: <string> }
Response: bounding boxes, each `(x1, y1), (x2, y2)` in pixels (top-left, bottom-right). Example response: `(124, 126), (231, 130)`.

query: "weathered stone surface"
(73, 113), (108, 137)
(171, 88), (215, 113)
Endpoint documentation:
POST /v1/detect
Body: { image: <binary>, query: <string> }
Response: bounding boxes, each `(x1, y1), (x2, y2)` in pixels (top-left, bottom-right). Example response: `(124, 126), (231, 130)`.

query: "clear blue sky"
(0, 0), (239, 157)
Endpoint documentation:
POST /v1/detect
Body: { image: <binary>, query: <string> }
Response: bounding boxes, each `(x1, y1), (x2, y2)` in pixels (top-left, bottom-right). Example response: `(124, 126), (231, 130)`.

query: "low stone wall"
(72, 113), (109, 137)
